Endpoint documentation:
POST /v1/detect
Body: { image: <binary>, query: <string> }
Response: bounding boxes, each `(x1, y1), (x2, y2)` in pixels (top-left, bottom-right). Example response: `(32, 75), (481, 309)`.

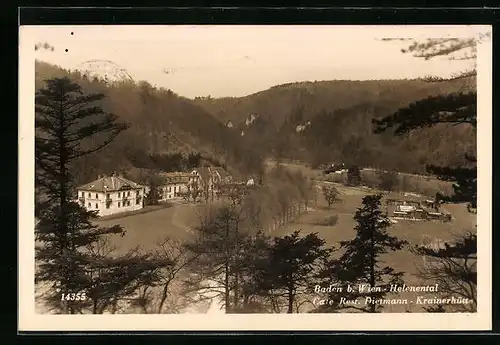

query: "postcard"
(19, 24), (491, 331)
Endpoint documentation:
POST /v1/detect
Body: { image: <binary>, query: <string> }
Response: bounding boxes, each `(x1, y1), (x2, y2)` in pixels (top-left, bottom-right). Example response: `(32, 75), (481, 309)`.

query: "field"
(91, 164), (476, 313)
(272, 181), (476, 312)
(265, 159), (455, 198)
(94, 202), (203, 254)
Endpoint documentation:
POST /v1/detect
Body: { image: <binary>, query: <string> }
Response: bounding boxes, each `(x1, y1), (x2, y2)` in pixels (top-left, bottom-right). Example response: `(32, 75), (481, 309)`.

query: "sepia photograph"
(19, 24), (491, 331)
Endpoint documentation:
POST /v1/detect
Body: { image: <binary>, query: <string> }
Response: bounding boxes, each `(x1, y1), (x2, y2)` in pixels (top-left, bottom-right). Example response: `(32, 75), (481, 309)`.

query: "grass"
(97, 202), (173, 221)
(265, 159), (455, 199)
(310, 214), (339, 226)
(94, 203), (204, 254)
(91, 164), (476, 313)
(274, 186), (477, 312)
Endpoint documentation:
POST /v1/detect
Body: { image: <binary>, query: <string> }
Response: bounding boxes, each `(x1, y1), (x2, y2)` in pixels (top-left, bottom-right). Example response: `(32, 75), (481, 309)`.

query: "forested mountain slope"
(35, 61), (263, 185)
(194, 78), (476, 174)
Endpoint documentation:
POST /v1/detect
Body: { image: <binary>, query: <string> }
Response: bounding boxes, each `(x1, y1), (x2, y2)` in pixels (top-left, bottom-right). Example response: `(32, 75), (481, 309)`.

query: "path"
(171, 204), (194, 234)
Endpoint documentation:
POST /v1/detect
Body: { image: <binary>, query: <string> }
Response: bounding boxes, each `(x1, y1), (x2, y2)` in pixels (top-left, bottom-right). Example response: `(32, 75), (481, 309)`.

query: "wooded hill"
(35, 61), (264, 185)
(193, 78), (476, 174)
(35, 60), (476, 182)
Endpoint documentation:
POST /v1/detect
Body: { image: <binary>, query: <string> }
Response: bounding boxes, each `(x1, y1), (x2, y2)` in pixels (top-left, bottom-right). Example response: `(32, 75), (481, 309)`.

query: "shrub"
(313, 214), (339, 226)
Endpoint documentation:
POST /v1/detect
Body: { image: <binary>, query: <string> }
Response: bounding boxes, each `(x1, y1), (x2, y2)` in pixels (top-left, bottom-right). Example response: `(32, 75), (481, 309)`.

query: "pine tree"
(373, 35), (485, 211)
(411, 231), (477, 312)
(35, 77), (167, 314)
(255, 231), (333, 313)
(318, 194), (407, 313)
(235, 232), (274, 313)
(372, 36), (483, 312)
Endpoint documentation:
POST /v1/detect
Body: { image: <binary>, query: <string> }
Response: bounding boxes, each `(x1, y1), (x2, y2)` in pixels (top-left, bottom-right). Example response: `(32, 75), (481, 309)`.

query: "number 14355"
(61, 292), (87, 301)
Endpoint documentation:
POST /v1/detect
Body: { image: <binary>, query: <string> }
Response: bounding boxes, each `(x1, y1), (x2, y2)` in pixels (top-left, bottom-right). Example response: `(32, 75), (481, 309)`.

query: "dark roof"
(77, 176), (145, 192)
(191, 167), (231, 184)
(159, 172), (190, 185)
(196, 167), (211, 183)
(212, 166), (230, 179)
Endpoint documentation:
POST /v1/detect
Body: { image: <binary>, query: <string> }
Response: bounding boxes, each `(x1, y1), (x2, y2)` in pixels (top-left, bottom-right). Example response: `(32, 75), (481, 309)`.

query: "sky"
(26, 25), (488, 98)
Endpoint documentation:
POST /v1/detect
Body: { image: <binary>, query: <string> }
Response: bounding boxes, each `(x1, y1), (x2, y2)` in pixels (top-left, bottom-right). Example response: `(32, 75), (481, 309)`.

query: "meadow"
(266, 159), (455, 199)
(91, 165), (476, 313)
(95, 202), (203, 255)
(273, 182), (476, 312)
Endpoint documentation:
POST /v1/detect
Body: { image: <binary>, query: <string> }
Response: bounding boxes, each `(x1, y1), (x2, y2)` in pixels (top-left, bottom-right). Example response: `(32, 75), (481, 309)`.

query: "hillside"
(193, 78), (476, 174)
(35, 61), (476, 182)
(35, 61), (262, 185)
(193, 78), (474, 128)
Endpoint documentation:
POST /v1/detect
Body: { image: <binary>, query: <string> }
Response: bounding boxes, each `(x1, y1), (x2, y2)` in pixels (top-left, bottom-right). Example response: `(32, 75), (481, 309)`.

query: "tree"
(185, 204), (249, 313)
(186, 179), (202, 203)
(128, 238), (200, 314)
(83, 240), (171, 314)
(372, 37), (482, 313)
(428, 162), (477, 210)
(35, 77), (161, 314)
(234, 233), (274, 313)
(377, 170), (399, 192)
(374, 35), (487, 211)
(346, 166), (362, 186)
(317, 194), (407, 313)
(186, 152), (202, 169)
(373, 92), (476, 135)
(219, 183), (250, 208)
(411, 231), (477, 312)
(322, 185), (339, 208)
(145, 175), (162, 205)
(254, 231), (333, 313)
(293, 172), (316, 211)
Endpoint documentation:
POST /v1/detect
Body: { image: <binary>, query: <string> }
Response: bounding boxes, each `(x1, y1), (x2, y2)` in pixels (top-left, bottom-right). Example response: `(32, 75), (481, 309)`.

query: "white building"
(76, 175), (146, 217)
(158, 172), (191, 201)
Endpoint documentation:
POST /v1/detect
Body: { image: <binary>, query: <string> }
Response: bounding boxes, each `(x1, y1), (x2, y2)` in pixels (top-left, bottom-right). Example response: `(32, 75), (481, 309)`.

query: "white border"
(18, 25), (492, 332)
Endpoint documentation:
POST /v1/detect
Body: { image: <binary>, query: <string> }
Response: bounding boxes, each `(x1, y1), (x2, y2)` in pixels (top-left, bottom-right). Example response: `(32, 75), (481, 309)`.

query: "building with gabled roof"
(189, 166), (233, 202)
(157, 172), (191, 201)
(211, 166), (232, 184)
(76, 174), (146, 217)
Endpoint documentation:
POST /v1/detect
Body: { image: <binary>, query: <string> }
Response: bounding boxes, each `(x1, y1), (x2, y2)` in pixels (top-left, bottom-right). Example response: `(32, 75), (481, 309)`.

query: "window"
(106, 202), (110, 209)
(88, 202), (91, 208)
(118, 202), (121, 208)
(96, 203), (98, 209)
(96, 193), (98, 199)
(127, 191), (130, 196)
(127, 201), (131, 206)
(167, 187), (171, 192)
(106, 193), (110, 199)
(118, 192), (121, 198)
(88, 192), (91, 197)
(81, 192), (84, 197)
